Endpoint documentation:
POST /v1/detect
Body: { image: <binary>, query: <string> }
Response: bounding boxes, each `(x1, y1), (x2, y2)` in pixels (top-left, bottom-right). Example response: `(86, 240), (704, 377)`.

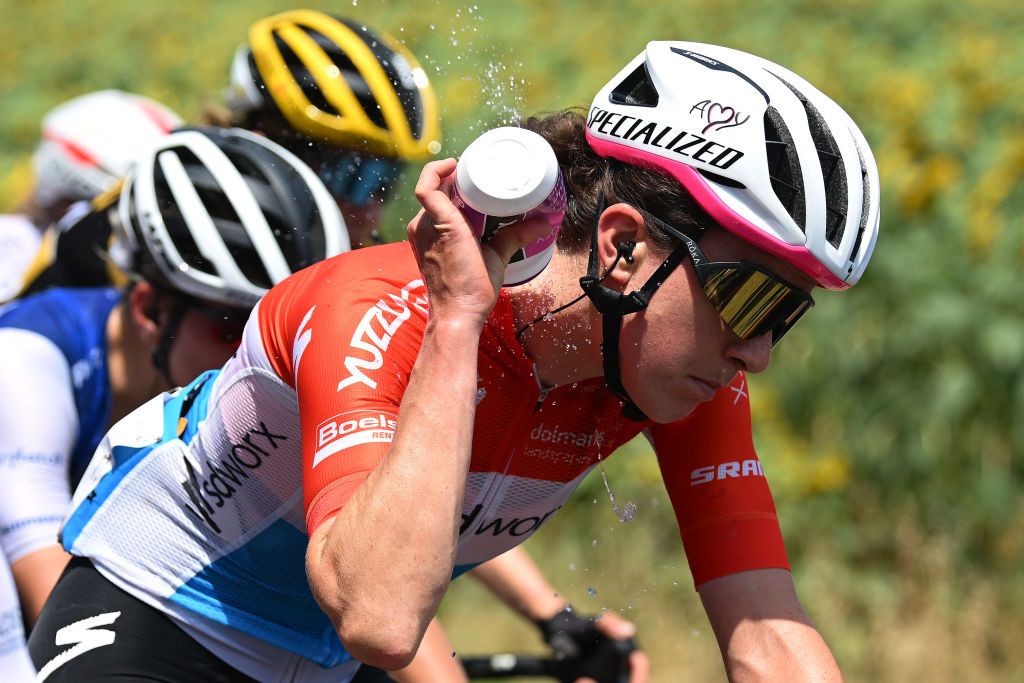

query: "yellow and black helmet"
(225, 10), (441, 160)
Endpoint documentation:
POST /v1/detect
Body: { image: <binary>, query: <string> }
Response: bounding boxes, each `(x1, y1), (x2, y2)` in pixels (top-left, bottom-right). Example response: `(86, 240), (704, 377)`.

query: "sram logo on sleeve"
(312, 410), (398, 468)
(690, 459), (764, 486)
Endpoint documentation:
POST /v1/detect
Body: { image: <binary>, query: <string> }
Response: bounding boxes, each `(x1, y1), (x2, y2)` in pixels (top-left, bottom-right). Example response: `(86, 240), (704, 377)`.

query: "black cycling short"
(28, 557), (259, 682)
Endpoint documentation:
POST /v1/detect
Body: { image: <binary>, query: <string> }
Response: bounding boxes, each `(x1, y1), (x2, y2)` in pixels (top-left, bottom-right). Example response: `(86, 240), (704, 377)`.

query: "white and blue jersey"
(0, 287), (119, 565)
(60, 338), (360, 683)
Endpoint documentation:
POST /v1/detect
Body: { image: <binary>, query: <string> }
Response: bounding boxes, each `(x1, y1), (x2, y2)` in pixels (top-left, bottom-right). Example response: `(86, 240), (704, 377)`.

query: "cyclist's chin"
(632, 393), (701, 424)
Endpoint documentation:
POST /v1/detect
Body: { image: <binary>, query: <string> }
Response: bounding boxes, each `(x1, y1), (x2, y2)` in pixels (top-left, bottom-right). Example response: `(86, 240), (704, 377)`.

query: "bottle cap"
(455, 127), (560, 216)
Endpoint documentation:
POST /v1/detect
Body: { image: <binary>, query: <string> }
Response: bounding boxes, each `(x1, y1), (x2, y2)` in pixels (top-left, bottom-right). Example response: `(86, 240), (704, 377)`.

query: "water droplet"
(601, 469), (637, 522)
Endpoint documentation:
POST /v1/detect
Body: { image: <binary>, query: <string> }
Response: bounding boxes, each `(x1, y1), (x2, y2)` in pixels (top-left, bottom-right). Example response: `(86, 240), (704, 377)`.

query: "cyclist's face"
(618, 228), (816, 423)
(339, 200), (383, 248)
(166, 305), (249, 386)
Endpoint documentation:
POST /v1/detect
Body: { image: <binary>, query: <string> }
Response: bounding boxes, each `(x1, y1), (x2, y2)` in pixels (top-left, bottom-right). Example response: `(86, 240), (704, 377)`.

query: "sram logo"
(312, 410), (398, 469)
(690, 459), (764, 486)
(337, 280), (428, 391)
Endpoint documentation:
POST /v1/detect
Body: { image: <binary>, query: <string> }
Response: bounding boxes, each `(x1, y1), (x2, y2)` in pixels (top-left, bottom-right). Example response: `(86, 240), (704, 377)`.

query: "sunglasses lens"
(702, 267), (813, 345)
(317, 153), (405, 206)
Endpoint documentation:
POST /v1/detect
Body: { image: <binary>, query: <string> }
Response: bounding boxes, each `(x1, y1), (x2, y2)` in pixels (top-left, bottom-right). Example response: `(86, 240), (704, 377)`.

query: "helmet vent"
(610, 63), (659, 107)
(698, 169), (746, 189)
(763, 107), (805, 232)
(847, 137), (872, 266)
(153, 149), (217, 281)
(272, 31), (342, 119)
(770, 72), (849, 247)
(337, 18), (426, 137)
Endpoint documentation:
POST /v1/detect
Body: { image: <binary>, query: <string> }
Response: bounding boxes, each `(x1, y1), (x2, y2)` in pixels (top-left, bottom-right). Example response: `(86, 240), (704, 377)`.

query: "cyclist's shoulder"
(260, 242), (424, 328)
(252, 242), (426, 387)
(0, 212), (36, 231)
(0, 286), (120, 351)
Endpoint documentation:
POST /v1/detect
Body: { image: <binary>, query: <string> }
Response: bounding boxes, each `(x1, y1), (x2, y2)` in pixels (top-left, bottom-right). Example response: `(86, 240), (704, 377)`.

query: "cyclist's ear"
(595, 204), (647, 290)
(126, 280), (163, 343)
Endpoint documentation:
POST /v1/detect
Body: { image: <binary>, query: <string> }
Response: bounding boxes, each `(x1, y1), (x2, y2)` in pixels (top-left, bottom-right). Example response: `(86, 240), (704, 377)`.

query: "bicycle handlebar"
(460, 637), (635, 682)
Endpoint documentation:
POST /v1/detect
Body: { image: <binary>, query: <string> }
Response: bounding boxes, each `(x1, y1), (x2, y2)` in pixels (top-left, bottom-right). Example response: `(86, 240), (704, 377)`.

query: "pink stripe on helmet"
(585, 130), (849, 290)
(134, 100), (179, 133)
(42, 131), (100, 168)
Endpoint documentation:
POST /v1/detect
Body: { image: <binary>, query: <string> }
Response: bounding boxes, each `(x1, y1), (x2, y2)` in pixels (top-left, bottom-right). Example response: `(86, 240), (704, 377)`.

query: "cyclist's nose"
(726, 331), (772, 374)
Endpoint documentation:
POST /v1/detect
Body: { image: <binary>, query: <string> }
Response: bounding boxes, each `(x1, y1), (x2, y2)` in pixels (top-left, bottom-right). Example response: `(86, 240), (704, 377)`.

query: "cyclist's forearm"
(308, 318), (482, 669)
(699, 569), (842, 683)
(718, 619), (841, 683)
(469, 546), (568, 620)
(388, 617), (469, 683)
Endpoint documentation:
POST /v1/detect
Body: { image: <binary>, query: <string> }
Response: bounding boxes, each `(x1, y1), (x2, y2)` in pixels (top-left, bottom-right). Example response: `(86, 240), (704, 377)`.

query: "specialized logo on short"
(312, 410), (398, 469)
(337, 280), (428, 391)
(690, 459), (765, 486)
(36, 611), (121, 682)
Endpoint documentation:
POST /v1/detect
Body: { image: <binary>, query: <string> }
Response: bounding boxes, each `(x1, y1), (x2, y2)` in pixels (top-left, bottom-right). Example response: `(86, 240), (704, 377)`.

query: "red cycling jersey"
(258, 242), (787, 586)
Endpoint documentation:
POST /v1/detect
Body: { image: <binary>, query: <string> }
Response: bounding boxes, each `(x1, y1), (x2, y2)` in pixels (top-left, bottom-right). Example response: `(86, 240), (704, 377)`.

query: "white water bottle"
(450, 127), (566, 286)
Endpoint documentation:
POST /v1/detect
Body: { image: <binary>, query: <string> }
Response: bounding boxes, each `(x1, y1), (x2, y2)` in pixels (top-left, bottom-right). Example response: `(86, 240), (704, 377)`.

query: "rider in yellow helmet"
(224, 9), (442, 247)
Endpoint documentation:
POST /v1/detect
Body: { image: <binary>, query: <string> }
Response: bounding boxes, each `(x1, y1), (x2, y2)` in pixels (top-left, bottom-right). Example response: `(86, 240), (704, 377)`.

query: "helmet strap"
(150, 294), (190, 387)
(578, 193), (691, 421)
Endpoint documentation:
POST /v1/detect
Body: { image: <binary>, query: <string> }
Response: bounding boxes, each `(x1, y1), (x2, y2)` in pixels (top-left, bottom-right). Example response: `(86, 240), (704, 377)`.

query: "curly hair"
(522, 108), (715, 254)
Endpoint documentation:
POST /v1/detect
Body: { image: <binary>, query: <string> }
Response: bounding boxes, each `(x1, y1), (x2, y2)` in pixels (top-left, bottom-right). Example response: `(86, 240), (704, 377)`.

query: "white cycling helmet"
(113, 127), (349, 308)
(586, 41), (880, 289)
(33, 90), (182, 208)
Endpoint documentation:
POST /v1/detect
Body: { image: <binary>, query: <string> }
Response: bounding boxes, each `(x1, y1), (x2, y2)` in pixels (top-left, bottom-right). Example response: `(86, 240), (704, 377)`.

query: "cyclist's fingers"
(594, 611), (638, 639)
(483, 218), (552, 266)
(413, 158), (462, 227)
(628, 649), (651, 683)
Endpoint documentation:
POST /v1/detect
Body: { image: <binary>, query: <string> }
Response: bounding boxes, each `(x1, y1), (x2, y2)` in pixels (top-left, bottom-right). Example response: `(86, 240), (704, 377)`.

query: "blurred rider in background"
(0, 127), (347, 680)
(1, 90), (181, 301)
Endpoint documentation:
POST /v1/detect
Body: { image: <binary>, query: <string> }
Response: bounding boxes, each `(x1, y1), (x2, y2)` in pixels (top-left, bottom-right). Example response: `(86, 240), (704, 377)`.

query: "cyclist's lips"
(688, 376), (721, 401)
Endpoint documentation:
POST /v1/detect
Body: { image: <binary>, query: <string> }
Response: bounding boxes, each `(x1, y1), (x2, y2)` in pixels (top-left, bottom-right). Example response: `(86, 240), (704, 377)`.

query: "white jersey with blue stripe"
(61, 333), (360, 682)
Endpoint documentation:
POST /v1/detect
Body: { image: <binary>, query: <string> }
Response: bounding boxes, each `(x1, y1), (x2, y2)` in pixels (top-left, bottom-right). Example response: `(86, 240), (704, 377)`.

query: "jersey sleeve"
(256, 245), (429, 535)
(648, 372), (790, 587)
(0, 329), (78, 562)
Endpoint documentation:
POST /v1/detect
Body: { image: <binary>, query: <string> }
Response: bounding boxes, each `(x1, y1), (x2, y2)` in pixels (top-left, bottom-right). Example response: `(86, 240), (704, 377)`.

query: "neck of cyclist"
(510, 246), (610, 389)
(105, 302), (168, 424)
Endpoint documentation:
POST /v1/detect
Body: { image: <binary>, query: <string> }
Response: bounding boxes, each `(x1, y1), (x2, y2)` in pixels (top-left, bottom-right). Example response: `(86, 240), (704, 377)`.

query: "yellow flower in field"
(900, 155), (963, 215)
(805, 452), (851, 495)
(967, 135), (1024, 253)
(0, 159), (34, 213)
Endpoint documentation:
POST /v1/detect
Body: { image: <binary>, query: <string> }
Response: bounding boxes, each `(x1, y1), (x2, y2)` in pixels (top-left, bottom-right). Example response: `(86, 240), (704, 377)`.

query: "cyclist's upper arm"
(255, 244), (428, 535)
(648, 373), (789, 587)
(0, 329), (77, 562)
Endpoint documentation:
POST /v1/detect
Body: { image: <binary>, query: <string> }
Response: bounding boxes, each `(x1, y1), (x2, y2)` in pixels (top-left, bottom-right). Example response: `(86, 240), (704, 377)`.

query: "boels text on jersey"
(587, 106), (744, 170)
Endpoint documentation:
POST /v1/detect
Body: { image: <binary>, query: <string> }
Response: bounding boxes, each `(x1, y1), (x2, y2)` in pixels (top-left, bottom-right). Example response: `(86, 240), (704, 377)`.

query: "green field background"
(2, 1), (1023, 680)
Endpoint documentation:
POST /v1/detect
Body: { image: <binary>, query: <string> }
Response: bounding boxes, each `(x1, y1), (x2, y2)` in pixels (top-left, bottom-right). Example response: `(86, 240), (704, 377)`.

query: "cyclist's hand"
(407, 158), (551, 326)
(590, 612), (649, 683)
(538, 608), (649, 683)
